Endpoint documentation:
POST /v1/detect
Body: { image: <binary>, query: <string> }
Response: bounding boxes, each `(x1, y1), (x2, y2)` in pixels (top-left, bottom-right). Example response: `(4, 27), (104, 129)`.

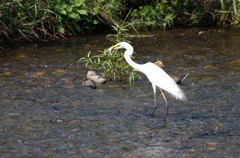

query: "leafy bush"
(54, 0), (89, 35)
(79, 49), (139, 82)
(54, 0), (125, 35)
(0, 0), (125, 43)
(131, 1), (175, 29)
(78, 21), (141, 82)
(131, 0), (240, 29)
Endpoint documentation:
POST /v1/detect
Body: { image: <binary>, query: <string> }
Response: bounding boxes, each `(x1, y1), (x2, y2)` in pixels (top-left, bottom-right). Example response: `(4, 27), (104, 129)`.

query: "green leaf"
(77, 57), (85, 62)
(93, 7), (98, 15)
(69, 12), (80, 20)
(93, 20), (99, 25)
(74, 0), (85, 7)
(87, 51), (91, 58)
(59, 9), (67, 15)
(77, 9), (88, 15)
(66, 6), (73, 12)
(58, 27), (65, 34)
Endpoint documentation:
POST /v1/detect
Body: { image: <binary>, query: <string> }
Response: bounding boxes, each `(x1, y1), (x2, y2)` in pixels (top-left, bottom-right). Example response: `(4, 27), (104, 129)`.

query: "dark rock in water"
(81, 80), (96, 89)
(171, 75), (182, 85)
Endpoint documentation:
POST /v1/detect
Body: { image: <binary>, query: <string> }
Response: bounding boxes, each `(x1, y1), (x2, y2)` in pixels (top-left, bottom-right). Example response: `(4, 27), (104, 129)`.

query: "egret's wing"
(142, 62), (187, 101)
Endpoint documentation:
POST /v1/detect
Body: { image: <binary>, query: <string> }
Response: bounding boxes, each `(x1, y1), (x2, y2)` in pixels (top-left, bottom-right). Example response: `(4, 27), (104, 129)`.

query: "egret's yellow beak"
(107, 44), (120, 55)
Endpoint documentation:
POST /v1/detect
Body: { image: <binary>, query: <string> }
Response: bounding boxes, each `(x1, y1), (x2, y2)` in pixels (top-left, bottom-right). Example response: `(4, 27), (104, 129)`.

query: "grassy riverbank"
(0, 0), (239, 45)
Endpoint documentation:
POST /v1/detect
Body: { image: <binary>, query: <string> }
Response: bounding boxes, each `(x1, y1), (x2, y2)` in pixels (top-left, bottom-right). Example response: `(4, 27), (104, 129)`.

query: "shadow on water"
(0, 28), (239, 157)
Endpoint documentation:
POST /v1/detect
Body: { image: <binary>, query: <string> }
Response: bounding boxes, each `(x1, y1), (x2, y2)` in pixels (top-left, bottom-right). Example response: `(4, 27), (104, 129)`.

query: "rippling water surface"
(0, 28), (239, 157)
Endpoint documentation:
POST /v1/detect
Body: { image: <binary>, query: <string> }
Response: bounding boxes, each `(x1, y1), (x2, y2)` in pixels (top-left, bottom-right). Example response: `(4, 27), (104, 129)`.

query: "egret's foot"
(165, 116), (169, 121)
(151, 114), (154, 119)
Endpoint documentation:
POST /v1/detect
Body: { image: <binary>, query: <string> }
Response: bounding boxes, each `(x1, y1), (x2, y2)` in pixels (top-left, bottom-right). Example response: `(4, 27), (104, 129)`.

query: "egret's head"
(107, 42), (132, 55)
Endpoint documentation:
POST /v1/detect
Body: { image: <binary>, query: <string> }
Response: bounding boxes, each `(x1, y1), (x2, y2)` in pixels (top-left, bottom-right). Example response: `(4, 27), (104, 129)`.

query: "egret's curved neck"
(124, 50), (142, 72)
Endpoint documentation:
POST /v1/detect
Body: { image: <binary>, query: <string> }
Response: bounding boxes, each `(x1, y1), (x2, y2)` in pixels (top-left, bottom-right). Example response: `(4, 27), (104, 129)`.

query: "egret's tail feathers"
(172, 86), (188, 102)
(159, 85), (188, 102)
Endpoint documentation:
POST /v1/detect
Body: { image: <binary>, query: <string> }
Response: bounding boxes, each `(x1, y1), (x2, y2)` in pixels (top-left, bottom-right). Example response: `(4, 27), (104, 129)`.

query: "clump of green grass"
(78, 19), (141, 82)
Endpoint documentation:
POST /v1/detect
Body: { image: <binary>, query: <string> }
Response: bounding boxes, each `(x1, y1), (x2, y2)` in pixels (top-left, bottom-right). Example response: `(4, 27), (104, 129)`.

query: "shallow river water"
(0, 28), (240, 157)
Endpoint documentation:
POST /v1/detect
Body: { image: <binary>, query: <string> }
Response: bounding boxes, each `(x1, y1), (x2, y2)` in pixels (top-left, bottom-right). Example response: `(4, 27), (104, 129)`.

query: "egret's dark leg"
(160, 89), (169, 118)
(151, 84), (157, 117)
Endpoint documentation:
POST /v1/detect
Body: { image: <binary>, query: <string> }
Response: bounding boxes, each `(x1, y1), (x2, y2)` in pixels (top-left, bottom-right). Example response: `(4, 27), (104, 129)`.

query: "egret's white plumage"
(108, 42), (187, 118)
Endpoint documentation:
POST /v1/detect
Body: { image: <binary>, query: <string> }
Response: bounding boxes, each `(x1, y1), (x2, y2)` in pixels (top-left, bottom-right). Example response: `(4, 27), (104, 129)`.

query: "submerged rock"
(198, 31), (206, 35)
(170, 75), (182, 85)
(81, 80), (96, 89)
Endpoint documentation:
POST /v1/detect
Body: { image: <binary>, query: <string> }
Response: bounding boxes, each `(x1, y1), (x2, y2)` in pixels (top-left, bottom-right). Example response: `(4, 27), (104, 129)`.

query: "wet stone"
(86, 71), (96, 78)
(170, 75), (181, 85)
(81, 80), (96, 89)
(86, 71), (106, 84)
(154, 60), (164, 67)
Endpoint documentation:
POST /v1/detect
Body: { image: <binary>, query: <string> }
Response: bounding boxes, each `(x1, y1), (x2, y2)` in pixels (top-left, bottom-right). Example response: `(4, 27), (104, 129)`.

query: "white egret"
(108, 42), (187, 118)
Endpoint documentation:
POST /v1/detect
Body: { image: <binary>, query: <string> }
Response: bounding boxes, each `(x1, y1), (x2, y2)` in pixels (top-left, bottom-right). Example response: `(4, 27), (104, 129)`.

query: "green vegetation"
(78, 21), (141, 82)
(0, 0), (239, 44)
(0, 0), (123, 44)
(131, 0), (240, 29)
(131, 0), (175, 29)
(78, 48), (139, 82)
